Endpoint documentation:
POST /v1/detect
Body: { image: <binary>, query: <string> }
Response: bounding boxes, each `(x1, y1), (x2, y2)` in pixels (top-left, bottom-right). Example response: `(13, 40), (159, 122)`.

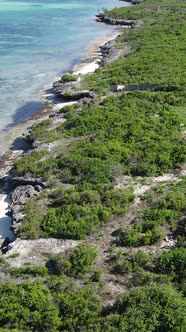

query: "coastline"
(0, 1), (186, 329)
(4, 29), (121, 163)
(0, 27), (121, 246)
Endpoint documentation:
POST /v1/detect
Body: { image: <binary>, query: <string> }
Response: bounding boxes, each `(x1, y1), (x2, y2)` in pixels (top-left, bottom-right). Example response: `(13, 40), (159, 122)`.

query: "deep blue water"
(0, 0), (129, 153)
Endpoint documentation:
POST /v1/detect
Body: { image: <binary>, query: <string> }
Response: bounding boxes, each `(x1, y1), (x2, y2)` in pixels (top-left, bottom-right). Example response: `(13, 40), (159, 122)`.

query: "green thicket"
(0, 282), (60, 331)
(47, 244), (98, 277)
(0, 280), (185, 331)
(20, 184), (134, 239)
(85, 2), (186, 94)
(118, 178), (186, 247)
(100, 283), (186, 332)
(13, 92), (186, 180)
(60, 73), (78, 83)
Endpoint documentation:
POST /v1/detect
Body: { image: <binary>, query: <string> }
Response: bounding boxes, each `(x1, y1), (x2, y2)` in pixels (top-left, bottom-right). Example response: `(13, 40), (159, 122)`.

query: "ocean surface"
(0, 0), (129, 154)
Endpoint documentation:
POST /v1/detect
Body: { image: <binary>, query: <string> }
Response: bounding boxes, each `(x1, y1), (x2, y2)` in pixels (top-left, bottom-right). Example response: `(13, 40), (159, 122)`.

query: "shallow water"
(0, 0), (129, 154)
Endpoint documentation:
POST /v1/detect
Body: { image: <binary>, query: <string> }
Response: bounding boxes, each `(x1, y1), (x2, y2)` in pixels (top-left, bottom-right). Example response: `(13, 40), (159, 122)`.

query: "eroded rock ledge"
(96, 13), (142, 28)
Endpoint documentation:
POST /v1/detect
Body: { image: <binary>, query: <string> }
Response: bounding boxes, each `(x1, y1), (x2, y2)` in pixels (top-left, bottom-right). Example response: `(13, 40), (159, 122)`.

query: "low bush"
(10, 266), (48, 277)
(60, 73), (78, 83)
(47, 244), (98, 278)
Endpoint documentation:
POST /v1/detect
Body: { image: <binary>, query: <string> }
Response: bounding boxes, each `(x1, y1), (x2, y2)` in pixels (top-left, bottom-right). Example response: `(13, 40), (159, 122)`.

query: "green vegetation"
(118, 222), (163, 247)
(28, 119), (60, 143)
(13, 149), (49, 177)
(0, 281), (185, 332)
(88, 0), (186, 94)
(13, 93), (186, 180)
(20, 185), (134, 239)
(20, 198), (45, 239)
(47, 244), (97, 278)
(10, 266), (48, 278)
(101, 283), (186, 332)
(111, 250), (153, 274)
(60, 73), (78, 83)
(3, 0), (186, 331)
(118, 178), (186, 247)
(156, 248), (186, 292)
(0, 282), (60, 331)
(57, 286), (102, 332)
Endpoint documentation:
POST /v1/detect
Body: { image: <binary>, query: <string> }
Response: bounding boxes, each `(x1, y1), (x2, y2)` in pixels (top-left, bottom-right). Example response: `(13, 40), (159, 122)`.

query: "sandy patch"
(5, 238), (78, 268)
(73, 60), (99, 75)
(52, 101), (77, 112)
(0, 192), (14, 241)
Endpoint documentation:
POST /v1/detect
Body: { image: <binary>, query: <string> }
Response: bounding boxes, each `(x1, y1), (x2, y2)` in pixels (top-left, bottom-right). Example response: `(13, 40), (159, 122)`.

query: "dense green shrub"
(119, 223), (163, 247)
(13, 149), (52, 178)
(59, 93), (185, 177)
(58, 286), (101, 331)
(20, 198), (44, 239)
(29, 119), (60, 143)
(85, 7), (186, 94)
(47, 244), (98, 278)
(10, 266), (48, 277)
(0, 282), (60, 331)
(101, 283), (186, 332)
(60, 73), (78, 83)
(156, 248), (186, 287)
(112, 250), (152, 274)
(40, 185), (134, 239)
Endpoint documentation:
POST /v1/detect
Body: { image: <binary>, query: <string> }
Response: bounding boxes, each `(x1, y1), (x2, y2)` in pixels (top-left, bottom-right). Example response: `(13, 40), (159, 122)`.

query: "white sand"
(0, 192), (14, 241)
(5, 238), (78, 267)
(73, 60), (99, 75)
(52, 101), (77, 112)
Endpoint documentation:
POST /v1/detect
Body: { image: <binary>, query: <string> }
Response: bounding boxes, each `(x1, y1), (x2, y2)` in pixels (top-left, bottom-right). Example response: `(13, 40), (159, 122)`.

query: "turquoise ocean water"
(0, 0), (129, 154)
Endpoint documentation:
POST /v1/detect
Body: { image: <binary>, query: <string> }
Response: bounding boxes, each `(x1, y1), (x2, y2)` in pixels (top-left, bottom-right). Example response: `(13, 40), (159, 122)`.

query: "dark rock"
(34, 185), (42, 192)
(10, 176), (46, 189)
(53, 76), (96, 101)
(4, 237), (10, 246)
(78, 97), (93, 106)
(96, 14), (142, 28)
(10, 225), (20, 235)
(11, 185), (40, 205)
(0, 237), (10, 250)
(32, 140), (40, 149)
(12, 211), (24, 224)
(98, 39), (125, 66)
(122, 0), (144, 3)
(59, 90), (96, 101)
(0, 238), (5, 248)
(2, 243), (13, 254)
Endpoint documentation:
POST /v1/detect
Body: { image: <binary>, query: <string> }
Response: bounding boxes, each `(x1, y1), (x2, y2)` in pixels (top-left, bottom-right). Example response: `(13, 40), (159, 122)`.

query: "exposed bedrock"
(123, 0), (144, 4)
(9, 176), (46, 190)
(96, 14), (142, 28)
(11, 184), (42, 205)
(59, 90), (96, 101)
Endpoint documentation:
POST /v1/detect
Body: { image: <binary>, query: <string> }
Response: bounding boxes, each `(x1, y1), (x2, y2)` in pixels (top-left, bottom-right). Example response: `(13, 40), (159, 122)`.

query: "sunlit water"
(0, 0), (129, 154)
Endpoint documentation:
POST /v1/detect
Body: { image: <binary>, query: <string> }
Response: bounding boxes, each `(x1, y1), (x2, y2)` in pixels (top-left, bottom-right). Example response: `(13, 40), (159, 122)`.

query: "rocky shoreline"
(0, 31), (125, 253)
(96, 13), (142, 28)
(0, 0), (143, 253)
